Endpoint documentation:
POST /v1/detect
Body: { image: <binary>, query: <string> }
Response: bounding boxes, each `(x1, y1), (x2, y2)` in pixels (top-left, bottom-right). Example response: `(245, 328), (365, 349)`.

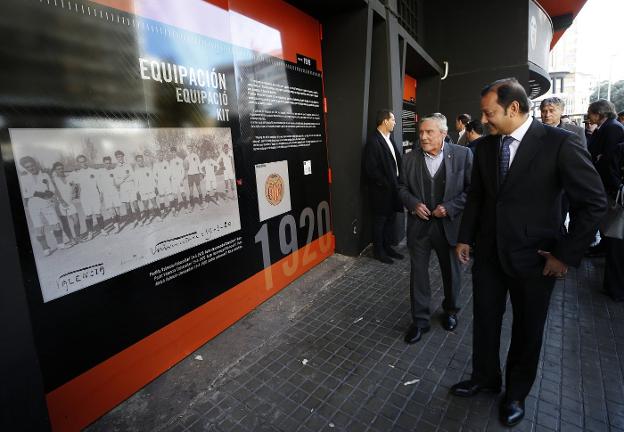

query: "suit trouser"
(408, 220), (461, 327)
(604, 237), (624, 300)
(471, 254), (555, 401)
(372, 214), (396, 257)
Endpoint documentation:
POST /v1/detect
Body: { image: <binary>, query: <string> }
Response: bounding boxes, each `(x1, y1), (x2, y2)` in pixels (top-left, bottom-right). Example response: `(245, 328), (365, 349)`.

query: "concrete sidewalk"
(88, 246), (624, 432)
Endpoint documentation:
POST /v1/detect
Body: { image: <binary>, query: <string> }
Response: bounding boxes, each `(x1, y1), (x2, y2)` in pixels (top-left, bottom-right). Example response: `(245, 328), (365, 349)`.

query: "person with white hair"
(398, 113), (473, 344)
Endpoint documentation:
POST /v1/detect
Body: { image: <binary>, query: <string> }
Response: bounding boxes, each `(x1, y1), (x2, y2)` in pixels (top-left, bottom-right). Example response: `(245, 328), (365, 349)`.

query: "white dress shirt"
(423, 142), (445, 177)
(380, 130), (399, 176)
(504, 115), (533, 166)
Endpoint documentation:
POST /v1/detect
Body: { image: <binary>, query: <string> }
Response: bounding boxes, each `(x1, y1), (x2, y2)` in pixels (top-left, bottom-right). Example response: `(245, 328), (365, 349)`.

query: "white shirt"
(22, 172), (54, 200)
(379, 130), (398, 176)
(98, 169), (118, 196)
(185, 152), (201, 175)
(504, 115), (533, 166)
(134, 165), (155, 193)
(69, 167), (100, 197)
(423, 142), (445, 177)
(170, 157), (185, 180)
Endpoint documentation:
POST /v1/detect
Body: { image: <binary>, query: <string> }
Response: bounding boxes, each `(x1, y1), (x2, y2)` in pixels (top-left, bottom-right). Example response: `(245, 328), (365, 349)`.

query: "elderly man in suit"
(539, 97), (586, 147)
(450, 78), (606, 427)
(364, 109), (404, 264)
(398, 114), (473, 343)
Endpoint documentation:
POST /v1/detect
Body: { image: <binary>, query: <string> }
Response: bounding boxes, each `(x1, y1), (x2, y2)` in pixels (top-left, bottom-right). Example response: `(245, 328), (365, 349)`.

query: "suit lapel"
(376, 130), (398, 174)
(499, 119), (544, 194)
(442, 143), (453, 199)
(413, 148), (425, 198)
(479, 136), (498, 194)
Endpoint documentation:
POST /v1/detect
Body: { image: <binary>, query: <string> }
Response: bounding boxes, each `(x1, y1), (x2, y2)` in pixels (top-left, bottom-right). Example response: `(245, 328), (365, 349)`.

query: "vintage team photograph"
(9, 127), (241, 302)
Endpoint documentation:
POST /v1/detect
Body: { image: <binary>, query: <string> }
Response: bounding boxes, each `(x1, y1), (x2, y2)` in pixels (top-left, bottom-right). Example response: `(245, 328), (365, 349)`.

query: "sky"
(565, 0), (624, 82)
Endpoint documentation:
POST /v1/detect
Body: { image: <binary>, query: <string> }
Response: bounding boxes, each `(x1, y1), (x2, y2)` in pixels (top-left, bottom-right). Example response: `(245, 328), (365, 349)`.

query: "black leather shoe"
(404, 324), (430, 344)
(374, 254), (393, 264)
(385, 247), (404, 260)
(500, 399), (525, 427)
(442, 313), (458, 331)
(450, 380), (501, 397)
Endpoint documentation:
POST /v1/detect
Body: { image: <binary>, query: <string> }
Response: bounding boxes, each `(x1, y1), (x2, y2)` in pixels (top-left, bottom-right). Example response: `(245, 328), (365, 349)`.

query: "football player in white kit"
(184, 143), (204, 213)
(19, 156), (70, 256)
(184, 143), (205, 212)
(217, 143), (236, 199)
(154, 151), (173, 216)
(113, 150), (140, 227)
(51, 161), (81, 245)
(99, 156), (122, 234)
(169, 146), (189, 216)
(134, 154), (162, 225)
(201, 150), (219, 205)
(69, 154), (103, 241)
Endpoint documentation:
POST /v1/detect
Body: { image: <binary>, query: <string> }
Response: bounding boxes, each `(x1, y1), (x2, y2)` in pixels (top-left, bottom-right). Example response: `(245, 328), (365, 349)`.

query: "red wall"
(403, 74), (417, 101)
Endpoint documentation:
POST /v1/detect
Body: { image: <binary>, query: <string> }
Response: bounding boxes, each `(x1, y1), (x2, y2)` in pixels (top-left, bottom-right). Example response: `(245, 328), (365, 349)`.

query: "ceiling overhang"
(537, 0), (588, 48)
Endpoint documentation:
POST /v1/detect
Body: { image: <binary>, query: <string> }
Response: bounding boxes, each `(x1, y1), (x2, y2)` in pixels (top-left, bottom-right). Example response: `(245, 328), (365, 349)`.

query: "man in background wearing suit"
(398, 114), (472, 343)
(540, 97), (587, 147)
(540, 97), (588, 224)
(364, 109), (404, 264)
(450, 78), (606, 427)
(465, 119), (485, 155)
(455, 113), (472, 146)
(588, 99), (624, 302)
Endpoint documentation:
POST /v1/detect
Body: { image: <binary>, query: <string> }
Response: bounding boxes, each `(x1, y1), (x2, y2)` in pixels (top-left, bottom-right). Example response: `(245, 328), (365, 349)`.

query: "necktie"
(499, 135), (514, 185)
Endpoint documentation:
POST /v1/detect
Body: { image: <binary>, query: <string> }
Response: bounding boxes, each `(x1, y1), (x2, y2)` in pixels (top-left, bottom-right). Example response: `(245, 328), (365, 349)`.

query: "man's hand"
(432, 205), (447, 218)
(456, 243), (471, 264)
(414, 203), (431, 220)
(538, 250), (568, 278)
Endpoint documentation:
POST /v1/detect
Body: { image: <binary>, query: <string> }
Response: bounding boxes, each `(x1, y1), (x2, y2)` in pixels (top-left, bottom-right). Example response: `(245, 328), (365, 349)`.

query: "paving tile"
(90, 252), (624, 432)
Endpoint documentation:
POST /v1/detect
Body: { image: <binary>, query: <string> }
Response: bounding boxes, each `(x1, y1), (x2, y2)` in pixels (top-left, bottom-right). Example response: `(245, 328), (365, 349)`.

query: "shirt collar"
(506, 115), (533, 143)
(596, 118), (608, 130)
(378, 128), (391, 140)
(423, 142), (445, 159)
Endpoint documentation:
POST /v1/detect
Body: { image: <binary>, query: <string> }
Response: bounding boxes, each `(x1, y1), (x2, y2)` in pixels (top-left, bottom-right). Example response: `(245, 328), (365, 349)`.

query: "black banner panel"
(0, 0), (332, 429)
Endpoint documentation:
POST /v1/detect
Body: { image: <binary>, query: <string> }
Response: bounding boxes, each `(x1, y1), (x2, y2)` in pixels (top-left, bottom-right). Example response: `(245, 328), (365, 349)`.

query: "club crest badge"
(265, 173), (284, 206)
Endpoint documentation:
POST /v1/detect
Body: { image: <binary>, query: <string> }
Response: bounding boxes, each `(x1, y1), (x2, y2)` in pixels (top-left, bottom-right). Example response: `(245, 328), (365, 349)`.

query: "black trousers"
(471, 253), (555, 401)
(372, 214), (396, 257)
(604, 237), (624, 300)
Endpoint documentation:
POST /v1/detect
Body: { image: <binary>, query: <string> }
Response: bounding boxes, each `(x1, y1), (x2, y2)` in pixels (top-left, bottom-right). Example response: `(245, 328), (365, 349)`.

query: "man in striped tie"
(449, 78), (606, 427)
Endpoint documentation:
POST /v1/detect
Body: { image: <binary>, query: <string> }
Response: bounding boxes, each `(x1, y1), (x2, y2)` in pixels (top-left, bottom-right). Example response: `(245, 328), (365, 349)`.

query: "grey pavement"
(88, 245), (624, 432)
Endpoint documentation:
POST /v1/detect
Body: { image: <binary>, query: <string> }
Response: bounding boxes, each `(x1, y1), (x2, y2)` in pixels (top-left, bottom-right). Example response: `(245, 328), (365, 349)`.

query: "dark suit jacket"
(560, 122), (587, 148)
(467, 136), (485, 155)
(458, 119), (606, 277)
(588, 118), (624, 164)
(363, 130), (403, 215)
(457, 131), (469, 146)
(398, 143), (473, 246)
(588, 118), (624, 195)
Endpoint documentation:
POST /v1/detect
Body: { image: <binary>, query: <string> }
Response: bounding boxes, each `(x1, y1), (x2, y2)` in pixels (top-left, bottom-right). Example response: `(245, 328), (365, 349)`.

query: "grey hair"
(539, 97), (565, 110)
(588, 99), (617, 120)
(420, 112), (449, 133)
